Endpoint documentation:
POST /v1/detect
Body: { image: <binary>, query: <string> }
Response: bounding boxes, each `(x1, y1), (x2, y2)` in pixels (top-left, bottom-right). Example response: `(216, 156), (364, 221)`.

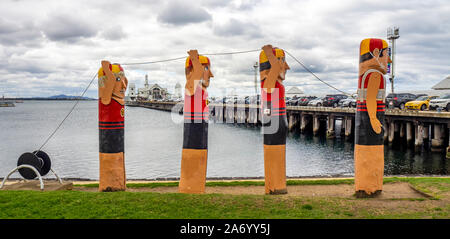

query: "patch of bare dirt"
(74, 182), (426, 199)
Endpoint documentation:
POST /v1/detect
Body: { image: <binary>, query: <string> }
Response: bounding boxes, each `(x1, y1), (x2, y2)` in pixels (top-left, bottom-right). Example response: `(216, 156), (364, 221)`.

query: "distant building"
(286, 86), (304, 98)
(174, 82), (182, 99)
(127, 83), (137, 101)
(432, 76), (450, 90)
(137, 74), (170, 101)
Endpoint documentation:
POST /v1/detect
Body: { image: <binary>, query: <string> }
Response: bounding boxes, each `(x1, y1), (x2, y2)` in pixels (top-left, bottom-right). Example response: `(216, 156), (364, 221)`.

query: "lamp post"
(387, 27), (400, 94)
(253, 61), (259, 96)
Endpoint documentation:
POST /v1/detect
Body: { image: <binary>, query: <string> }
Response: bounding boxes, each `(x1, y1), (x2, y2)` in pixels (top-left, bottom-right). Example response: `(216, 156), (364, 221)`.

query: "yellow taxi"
(405, 95), (439, 111)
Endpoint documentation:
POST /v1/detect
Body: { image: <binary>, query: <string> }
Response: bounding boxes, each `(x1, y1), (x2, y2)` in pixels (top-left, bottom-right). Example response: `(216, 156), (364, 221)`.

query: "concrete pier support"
(388, 121), (395, 144)
(288, 114), (297, 131)
(406, 122), (413, 145)
(344, 117), (352, 138)
(313, 115), (320, 136)
(415, 123), (424, 148)
(236, 108), (242, 124)
(394, 122), (400, 135)
(423, 125), (430, 141)
(384, 120), (389, 143)
(432, 124), (444, 150)
(399, 123), (405, 138)
(225, 105), (235, 124)
(326, 116), (335, 138)
(339, 119), (345, 136)
(300, 114), (310, 133)
(249, 107), (258, 125)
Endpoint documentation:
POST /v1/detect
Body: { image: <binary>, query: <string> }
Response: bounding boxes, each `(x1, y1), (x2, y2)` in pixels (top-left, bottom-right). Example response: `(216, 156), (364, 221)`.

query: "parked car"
(322, 94), (348, 107)
(308, 97), (324, 107)
(429, 94), (450, 111)
(385, 93), (417, 109)
(405, 95), (439, 111)
(286, 97), (300, 106)
(243, 96), (250, 105)
(338, 98), (357, 108)
(298, 96), (317, 106)
(414, 94), (427, 99)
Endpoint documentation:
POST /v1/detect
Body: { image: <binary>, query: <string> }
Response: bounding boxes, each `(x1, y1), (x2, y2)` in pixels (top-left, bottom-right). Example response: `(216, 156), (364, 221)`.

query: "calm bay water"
(0, 101), (448, 180)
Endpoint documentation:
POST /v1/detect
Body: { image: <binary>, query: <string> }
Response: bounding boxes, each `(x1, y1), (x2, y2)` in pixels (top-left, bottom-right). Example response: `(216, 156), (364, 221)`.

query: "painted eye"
(116, 77), (121, 81)
(204, 66), (209, 70)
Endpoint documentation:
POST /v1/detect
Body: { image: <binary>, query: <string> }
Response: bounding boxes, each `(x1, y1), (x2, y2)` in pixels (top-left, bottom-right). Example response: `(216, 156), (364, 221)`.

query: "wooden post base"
(99, 152), (126, 192)
(354, 144), (384, 196)
(264, 145), (287, 195)
(179, 149), (208, 194)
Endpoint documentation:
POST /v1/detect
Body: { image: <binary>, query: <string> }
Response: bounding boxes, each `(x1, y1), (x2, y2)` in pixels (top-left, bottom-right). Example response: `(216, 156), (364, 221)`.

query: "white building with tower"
(137, 74), (170, 101)
(126, 83), (137, 101)
(174, 82), (182, 99)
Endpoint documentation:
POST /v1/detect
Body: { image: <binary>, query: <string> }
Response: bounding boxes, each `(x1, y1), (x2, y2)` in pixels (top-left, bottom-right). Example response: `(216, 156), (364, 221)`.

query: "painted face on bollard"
(113, 68), (128, 100)
(201, 64), (214, 88)
(186, 54), (214, 88)
(278, 55), (290, 81)
(185, 52), (213, 95)
(259, 45), (290, 92)
(98, 62), (128, 105)
(359, 39), (392, 76)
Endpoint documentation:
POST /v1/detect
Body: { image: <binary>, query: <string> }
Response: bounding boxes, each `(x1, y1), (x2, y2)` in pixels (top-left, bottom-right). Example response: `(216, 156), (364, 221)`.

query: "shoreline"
(2, 174), (449, 185)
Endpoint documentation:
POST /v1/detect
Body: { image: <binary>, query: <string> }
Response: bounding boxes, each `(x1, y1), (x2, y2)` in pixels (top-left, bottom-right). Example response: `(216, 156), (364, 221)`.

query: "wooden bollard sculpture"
(260, 45), (290, 194)
(354, 39), (391, 197)
(98, 61), (128, 192)
(179, 50), (213, 194)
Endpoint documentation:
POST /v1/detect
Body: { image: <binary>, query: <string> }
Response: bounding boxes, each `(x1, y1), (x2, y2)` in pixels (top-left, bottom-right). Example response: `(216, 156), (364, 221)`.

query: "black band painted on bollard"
(262, 100), (287, 145)
(355, 111), (385, 145)
(263, 115), (288, 145)
(99, 128), (124, 153)
(183, 121), (208, 150)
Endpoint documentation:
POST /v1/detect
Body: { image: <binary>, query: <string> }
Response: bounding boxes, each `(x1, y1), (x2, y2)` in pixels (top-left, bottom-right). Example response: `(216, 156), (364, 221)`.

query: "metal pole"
(254, 62), (258, 96)
(387, 27), (399, 94)
(391, 39), (395, 94)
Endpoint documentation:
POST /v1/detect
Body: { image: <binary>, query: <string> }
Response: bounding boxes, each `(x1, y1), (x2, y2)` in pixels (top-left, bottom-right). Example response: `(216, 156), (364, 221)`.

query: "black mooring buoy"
(17, 150), (51, 180)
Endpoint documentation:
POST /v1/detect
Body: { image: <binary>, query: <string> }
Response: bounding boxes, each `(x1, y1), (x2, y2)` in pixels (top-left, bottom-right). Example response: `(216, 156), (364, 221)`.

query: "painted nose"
(285, 62), (290, 70)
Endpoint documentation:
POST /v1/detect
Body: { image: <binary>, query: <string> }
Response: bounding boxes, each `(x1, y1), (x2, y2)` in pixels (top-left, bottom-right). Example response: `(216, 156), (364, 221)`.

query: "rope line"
(120, 49), (260, 66)
(284, 50), (351, 96)
(36, 48), (350, 151)
(36, 72), (98, 152)
(121, 56), (186, 66)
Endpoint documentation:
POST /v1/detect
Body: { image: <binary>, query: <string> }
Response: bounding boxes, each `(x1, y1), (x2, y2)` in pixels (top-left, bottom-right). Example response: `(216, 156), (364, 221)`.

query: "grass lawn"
(0, 177), (449, 219)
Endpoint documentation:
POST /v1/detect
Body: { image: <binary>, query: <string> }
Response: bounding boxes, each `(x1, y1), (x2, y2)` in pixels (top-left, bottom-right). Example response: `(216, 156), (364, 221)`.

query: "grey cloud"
(213, 18), (262, 38)
(200, 0), (230, 8)
(234, 0), (259, 10)
(100, 26), (127, 41)
(157, 1), (212, 26)
(41, 14), (99, 43)
(0, 18), (43, 46)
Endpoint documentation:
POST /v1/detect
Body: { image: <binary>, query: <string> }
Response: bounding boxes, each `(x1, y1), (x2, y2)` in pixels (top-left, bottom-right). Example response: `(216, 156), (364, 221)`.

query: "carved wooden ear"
(372, 48), (380, 57)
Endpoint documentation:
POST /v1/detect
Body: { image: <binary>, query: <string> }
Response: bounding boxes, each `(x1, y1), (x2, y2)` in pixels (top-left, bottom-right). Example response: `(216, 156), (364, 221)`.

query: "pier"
(126, 101), (450, 156)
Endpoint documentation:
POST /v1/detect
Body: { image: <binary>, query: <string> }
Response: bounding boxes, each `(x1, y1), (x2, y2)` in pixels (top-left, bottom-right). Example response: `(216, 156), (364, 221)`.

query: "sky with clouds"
(0, 0), (449, 98)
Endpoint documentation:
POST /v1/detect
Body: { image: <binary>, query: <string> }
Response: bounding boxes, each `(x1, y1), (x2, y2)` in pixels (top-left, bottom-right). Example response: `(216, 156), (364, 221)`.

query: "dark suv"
(322, 94), (348, 107)
(386, 93), (417, 109)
